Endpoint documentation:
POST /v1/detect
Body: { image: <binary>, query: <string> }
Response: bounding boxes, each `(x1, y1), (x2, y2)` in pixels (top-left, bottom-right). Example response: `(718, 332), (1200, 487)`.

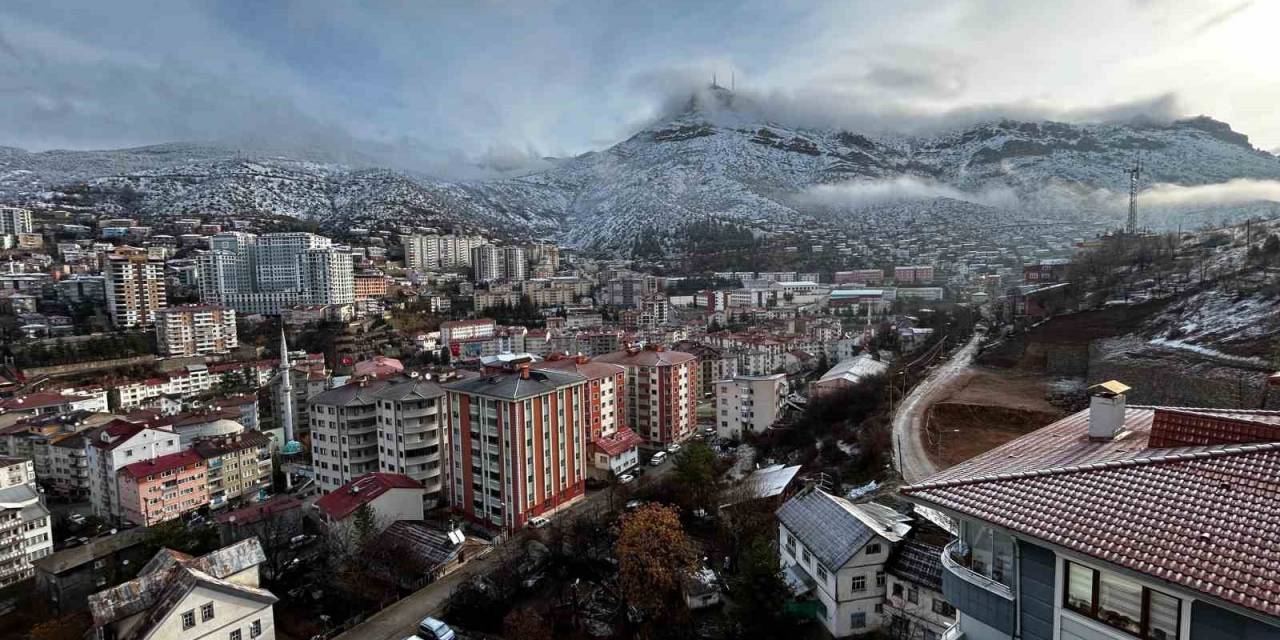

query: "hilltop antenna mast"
(1126, 157), (1141, 235)
(712, 72), (718, 89)
(731, 71), (735, 91)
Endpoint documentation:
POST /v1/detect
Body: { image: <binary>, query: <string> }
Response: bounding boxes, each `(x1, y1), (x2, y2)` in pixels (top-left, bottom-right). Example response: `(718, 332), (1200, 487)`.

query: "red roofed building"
(315, 472), (424, 533)
(86, 420), (182, 522)
(535, 353), (637, 476)
(117, 450), (208, 527)
(901, 383), (1280, 639)
(596, 344), (698, 447)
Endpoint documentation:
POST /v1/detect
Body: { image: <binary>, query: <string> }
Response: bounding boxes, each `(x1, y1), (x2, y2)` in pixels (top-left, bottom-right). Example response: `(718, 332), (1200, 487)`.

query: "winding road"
(891, 332), (983, 485)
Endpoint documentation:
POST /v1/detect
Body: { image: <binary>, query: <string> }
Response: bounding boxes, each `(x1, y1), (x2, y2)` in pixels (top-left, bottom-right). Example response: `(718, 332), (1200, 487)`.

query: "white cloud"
(1138, 179), (1280, 208)
(795, 176), (1019, 210)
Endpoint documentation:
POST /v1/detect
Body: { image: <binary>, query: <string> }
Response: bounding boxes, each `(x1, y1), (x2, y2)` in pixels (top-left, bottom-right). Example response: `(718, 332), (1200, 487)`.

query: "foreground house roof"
(901, 406), (1280, 619)
(776, 488), (911, 569)
(315, 472), (422, 521)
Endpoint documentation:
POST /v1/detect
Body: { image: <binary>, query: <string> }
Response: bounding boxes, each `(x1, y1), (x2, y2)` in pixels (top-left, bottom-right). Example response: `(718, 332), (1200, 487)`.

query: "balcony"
(941, 540), (1015, 636)
(940, 622), (964, 640)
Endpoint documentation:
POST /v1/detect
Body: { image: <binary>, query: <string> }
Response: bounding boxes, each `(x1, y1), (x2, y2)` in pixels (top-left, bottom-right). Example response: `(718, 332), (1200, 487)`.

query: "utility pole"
(1126, 159), (1141, 235)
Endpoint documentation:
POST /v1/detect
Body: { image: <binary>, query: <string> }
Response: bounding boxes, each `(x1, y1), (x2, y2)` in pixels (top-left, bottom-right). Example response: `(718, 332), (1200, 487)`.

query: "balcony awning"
(783, 563), (816, 597)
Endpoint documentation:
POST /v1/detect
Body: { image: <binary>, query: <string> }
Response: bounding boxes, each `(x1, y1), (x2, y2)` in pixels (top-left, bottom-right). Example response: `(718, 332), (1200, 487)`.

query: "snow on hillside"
(2, 92), (1279, 252)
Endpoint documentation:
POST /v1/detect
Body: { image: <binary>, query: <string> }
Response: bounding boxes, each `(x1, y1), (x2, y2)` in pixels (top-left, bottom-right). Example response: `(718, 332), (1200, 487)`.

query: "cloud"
(1137, 179), (1280, 208)
(794, 176), (1019, 210)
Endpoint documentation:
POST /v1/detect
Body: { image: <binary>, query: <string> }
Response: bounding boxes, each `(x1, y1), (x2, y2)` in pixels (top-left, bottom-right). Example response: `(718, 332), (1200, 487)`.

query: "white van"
(649, 451), (668, 466)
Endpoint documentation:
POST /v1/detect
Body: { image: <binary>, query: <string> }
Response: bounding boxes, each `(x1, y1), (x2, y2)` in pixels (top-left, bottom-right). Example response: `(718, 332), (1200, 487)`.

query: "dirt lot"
(924, 366), (1070, 469)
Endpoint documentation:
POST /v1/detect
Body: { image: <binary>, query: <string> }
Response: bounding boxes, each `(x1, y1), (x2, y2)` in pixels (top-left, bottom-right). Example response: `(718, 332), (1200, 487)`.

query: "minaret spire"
(278, 325), (300, 487)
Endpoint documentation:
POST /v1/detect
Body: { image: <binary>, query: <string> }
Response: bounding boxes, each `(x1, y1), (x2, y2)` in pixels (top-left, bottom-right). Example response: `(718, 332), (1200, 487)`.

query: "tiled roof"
(444, 368), (585, 400)
(534, 356), (625, 381)
(776, 488), (908, 570)
(886, 540), (945, 591)
(596, 347), (696, 368)
(594, 427), (643, 457)
(315, 472), (423, 521)
(120, 450), (203, 479)
(192, 430), (270, 458)
(902, 406), (1280, 618)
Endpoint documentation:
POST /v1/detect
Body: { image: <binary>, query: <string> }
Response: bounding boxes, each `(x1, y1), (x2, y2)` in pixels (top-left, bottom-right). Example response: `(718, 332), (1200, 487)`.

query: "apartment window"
(866, 542), (881, 555)
(932, 599), (955, 616)
(230, 630), (242, 640)
(1064, 561), (1180, 639)
(875, 569), (886, 587)
(851, 575), (866, 592)
(874, 603), (884, 614)
(250, 620), (262, 638)
(816, 565), (829, 582)
(907, 585), (919, 604)
(181, 611), (195, 630)
(850, 612), (866, 629)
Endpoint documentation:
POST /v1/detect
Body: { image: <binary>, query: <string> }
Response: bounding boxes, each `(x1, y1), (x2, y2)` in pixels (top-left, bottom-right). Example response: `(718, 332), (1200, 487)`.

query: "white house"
(776, 487), (911, 638)
(883, 540), (955, 640)
(314, 472), (425, 536)
(88, 538), (277, 640)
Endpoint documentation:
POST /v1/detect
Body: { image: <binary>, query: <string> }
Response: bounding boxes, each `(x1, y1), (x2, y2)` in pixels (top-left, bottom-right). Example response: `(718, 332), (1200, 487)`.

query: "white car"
(666, 443), (682, 454)
(417, 617), (457, 640)
(528, 515), (550, 529)
(649, 451), (668, 466)
(618, 473), (635, 484)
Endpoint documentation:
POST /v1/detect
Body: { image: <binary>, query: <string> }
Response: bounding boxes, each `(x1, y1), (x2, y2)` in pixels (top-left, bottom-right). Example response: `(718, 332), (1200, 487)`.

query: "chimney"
(519, 363), (531, 380)
(575, 353), (589, 365)
(1087, 380), (1131, 440)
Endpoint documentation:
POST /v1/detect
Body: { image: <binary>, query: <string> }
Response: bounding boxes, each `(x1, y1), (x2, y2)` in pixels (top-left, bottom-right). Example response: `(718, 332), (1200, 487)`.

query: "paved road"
(891, 333), (982, 485)
(334, 458), (675, 640)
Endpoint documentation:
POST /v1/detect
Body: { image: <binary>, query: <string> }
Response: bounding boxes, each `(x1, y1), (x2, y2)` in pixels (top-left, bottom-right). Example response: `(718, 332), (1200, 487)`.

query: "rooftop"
(444, 367), (586, 400)
(776, 488), (912, 570)
(120, 450), (204, 480)
(315, 472), (423, 521)
(32, 526), (152, 575)
(595, 346), (696, 367)
(902, 405), (1280, 618)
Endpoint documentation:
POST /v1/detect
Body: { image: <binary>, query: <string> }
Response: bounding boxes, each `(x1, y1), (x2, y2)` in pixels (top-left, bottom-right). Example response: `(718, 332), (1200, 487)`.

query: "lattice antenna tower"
(1126, 157), (1142, 234)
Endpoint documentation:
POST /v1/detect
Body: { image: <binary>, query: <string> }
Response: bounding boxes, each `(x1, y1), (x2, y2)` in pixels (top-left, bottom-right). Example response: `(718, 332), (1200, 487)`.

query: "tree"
(614, 503), (697, 617)
(503, 606), (553, 640)
(352, 502), (378, 547)
(724, 538), (798, 640)
(672, 443), (718, 512)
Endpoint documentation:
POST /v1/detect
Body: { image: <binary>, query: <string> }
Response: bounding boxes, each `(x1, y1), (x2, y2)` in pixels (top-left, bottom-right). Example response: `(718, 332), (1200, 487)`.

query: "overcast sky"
(1, 0), (1277, 176)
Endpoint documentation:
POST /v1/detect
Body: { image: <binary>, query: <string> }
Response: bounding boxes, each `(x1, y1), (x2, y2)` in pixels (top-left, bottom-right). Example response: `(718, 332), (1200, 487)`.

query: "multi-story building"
(353, 271), (388, 301)
(470, 244), (503, 283)
(534, 354), (639, 476)
(255, 232), (330, 290)
(444, 364), (593, 531)
(104, 249), (167, 328)
(86, 421), (182, 522)
(776, 487), (913, 638)
(113, 364), (214, 410)
(883, 540), (954, 640)
(198, 232), (353, 315)
(0, 456), (52, 587)
(596, 345), (698, 447)
(308, 376), (448, 504)
(34, 526), (154, 616)
(155, 304), (238, 357)
(440, 318), (496, 346)
(55, 274), (107, 306)
(502, 246), (527, 282)
(0, 206), (33, 237)
(88, 538), (277, 640)
(117, 450), (208, 527)
(299, 247), (355, 305)
(48, 433), (92, 499)
(901, 385), (1280, 640)
(715, 373), (789, 440)
(893, 265), (935, 284)
(672, 341), (739, 399)
(193, 431), (272, 510)
(401, 233), (486, 270)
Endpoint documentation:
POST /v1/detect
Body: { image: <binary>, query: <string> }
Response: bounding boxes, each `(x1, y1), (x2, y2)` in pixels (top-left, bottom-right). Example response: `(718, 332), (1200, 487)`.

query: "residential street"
(890, 333), (982, 484)
(333, 459), (674, 640)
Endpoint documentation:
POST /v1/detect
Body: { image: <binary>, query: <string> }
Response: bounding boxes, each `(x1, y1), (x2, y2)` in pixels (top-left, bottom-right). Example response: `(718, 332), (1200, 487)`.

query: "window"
(851, 575), (867, 592)
(250, 620), (262, 638)
(230, 630), (242, 640)
(850, 612), (866, 629)
(181, 611), (195, 630)
(802, 548), (811, 564)
(908, 585), (919, 604)
(932, 599), (955, 616)
(200, 602), (214, 622)
(1063, 561), (1181, 640)
(875, 569), (886, 587)
(866, 542), (882, 555)
(817, 565), (829, 581)
(892, 582), (904, 597)
(874, 603), (884, 614)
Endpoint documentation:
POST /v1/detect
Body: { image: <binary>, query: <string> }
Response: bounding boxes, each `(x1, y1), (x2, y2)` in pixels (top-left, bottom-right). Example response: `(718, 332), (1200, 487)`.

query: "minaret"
(279, 326), (295, 445)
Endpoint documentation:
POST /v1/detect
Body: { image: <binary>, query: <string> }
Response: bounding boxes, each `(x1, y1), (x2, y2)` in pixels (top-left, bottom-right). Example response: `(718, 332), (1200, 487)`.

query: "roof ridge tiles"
(903, 440), (1280, 492)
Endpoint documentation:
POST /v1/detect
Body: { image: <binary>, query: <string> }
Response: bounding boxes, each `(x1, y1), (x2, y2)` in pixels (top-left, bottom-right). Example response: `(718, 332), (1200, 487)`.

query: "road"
(891, 333), (982, 485)
(334, 457), (675, 640)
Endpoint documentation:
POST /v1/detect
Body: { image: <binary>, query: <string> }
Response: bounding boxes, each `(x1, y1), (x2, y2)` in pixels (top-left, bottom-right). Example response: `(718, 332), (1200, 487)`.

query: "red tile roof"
(902, 406), (1280, 618)
(315, 472), (422, 521)
(120, 450), (204, 480)
(595, 427), (643, 457)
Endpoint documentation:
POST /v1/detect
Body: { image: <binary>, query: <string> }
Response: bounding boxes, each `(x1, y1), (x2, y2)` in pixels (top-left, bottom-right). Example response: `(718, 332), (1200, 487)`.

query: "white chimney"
(1087, 380), (1131, 440)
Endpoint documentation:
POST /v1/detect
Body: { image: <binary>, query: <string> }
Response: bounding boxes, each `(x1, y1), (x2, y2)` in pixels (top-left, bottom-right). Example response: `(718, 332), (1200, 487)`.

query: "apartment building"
(502, 246), (527, 281)
(308, 376), (448, 503)
(0, 206), (33, 237)
(155, 304), (238, 357)
(534, 354), (639, 475)
(197, 231), (353, 315)
(117, 450), (209, 527)
(715, 372), (789, 440)
(893, 265), (935, 284)
(104, 249), (167, 328)
(900, 383), (1280, 640)
(88, 538), (277, 640)
(776, 487), (913, 638)
(48, 433), (92, 499)
(596, 345), (698, 447)
(353, 271), (388, 301)
(299, 247), (355, 305)
(444, 364), (593, 531)
(401, 233), (486, 270)
(0, 456), (53, 587)
(114, 364), (214, 410)
(193, 431), (272, 509)
(470, 244), (503, 282)
(86, 421), (182, 522)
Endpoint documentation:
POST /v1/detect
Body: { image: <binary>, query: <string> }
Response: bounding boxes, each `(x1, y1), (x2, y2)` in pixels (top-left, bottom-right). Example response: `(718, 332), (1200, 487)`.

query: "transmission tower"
(1126, 158), (1141, 235)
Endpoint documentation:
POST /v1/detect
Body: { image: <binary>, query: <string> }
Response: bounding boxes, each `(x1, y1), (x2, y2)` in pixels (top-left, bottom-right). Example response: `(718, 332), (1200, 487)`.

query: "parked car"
(649, 451), (668, 466)
(528, 516), (550, 529)
(289, 534), (315, 549)
(666, 443), (682, 454)
(618, 473), (635, 484)
(417, 617), (457, 640)
(625, 500), (643, 510)
(68, 513), (86, 525)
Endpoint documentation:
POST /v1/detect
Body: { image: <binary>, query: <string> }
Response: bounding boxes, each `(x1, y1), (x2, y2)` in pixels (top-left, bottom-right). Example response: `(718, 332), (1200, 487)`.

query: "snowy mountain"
(3, 90), (1279, 251)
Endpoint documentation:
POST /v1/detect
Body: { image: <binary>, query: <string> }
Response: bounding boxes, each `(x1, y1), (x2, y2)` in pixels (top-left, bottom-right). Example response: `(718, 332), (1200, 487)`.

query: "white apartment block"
(715, 372), (788, 440)
(0, 457), (52, 587)
(401, 233), (486, 270)
(471, 244), (503, 282)
(114, 365), (214, 410)
(308, 377), (448, 505)
(502, 246), (526, 281)
(156, 305), (238, 357)
(86, 422), (183, 522)
(254, 232), (330, 291)
(299, 248), (355, 305)
(0, 206), (33, 236)
(197, 232), (354, 315)
(104, 251), (167, 328)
